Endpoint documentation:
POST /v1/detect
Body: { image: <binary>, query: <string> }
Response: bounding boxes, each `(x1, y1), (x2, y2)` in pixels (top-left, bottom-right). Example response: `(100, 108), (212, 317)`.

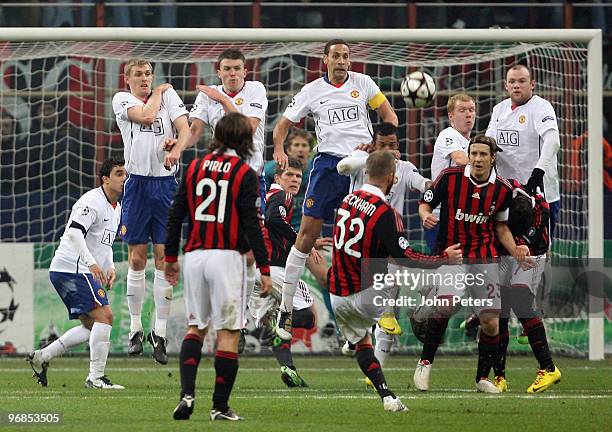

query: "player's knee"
(292, 307), (315, 330)
(478, 314), (499, 334)
(128, 246), (148, 270)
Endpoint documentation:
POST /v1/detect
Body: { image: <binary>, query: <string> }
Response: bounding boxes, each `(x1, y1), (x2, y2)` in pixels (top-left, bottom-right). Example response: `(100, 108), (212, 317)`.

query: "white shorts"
(331, 286), (391, 345)
(183, 249), (247, 331)
(248, 266), (313, 327)
(499, 254), (546, 296)
(431, 263), (501, 315)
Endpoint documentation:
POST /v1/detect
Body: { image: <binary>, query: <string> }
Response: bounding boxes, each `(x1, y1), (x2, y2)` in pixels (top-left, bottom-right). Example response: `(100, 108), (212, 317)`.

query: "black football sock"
(476, 330), (500, 383)
(272, 340), (295, 369)
(493, 318), (510, 378)
(179, 333), (203, 398)
(420, 317), (449, 363)
(355, 343), (393, 399)
(520, 317), (554, 371)
(212, 351), (239, 412)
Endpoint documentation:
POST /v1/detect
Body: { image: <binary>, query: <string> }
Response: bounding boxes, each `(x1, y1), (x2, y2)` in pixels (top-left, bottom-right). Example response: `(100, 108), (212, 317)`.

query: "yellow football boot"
(527, 366), (561, 393)
(378, 312), (402, 336)
(494, 376), (508, 392)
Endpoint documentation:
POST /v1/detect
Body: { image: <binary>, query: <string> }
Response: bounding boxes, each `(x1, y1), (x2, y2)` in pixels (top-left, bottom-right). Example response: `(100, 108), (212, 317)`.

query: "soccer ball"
(400, 71), (436, 108)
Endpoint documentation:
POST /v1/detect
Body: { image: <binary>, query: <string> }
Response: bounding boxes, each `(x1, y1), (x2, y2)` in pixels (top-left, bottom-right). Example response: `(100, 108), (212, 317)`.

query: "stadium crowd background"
(0, 0), (610, 242)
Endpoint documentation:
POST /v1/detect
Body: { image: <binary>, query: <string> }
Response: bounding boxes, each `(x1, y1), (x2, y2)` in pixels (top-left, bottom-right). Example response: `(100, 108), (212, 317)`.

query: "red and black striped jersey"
(263, 184), (296, 267)
(508, 182), (550, 256)
(421, 165), (513, 260)
(328, 184), (449, 297)
(165, 150), (270, 275)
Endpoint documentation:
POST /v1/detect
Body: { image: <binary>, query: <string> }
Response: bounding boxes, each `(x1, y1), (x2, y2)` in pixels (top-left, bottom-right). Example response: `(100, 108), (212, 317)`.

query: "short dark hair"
(324, 39), (349, 55)
(217, 49), (246, 65)
(468, 134), (503, 155)
(99, 157), (125, 185)
(508, 194), (534, 237)
(275, 157), (304, 177)
(374, 122), (398, 140)
(210, 112), (253, 161)
(366, 150), (395, 180)
(507, 63), (533, 81)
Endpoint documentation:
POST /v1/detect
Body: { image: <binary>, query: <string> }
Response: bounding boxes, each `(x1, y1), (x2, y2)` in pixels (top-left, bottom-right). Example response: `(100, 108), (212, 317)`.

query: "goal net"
(0, 31), (603, 357)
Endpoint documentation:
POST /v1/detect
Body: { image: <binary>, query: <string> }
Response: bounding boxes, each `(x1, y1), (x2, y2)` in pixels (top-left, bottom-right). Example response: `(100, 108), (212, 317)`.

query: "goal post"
(0, 28), (603, 359)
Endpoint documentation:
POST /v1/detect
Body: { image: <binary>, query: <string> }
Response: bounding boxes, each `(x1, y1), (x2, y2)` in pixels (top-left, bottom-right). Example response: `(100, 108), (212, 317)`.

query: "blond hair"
(124, 59), (153, 77)
(447, 93), (474, 113)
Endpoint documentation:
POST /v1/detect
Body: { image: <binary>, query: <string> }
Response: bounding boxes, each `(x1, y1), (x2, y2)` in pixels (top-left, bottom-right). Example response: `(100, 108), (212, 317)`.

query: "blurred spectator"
(111, 0), (177, 27)
(41, 1), (75, 27)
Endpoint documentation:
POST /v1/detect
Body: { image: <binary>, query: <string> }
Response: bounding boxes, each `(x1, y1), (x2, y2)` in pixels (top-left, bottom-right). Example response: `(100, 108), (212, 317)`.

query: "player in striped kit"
(112, 58), (190, 364)
(273, 39), (398, 340)
(493, 180), (561, 393)
(27, 158), (126, 389)
(329, 151), (461, 412)
(248, 158), (316, 388)
(337, 122), (431, 368)
(165, 113), (272, 422)
(415, 135), (531, 393)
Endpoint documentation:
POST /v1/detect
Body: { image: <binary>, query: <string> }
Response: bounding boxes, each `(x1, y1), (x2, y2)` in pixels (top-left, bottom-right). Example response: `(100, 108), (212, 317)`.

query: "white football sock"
(127, 268), (145, 333)
(88, 322), (112, 380)
(374, 325), (394, 368)
(153, 269), (172, 338)
(384, 285), (400, 314)
(41, 325), (91, 362)
(280, 246), (308, 312)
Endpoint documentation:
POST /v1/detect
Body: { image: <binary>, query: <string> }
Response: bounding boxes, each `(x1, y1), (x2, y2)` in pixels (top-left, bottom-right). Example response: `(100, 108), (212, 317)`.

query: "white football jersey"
(485, 95), (560, 202)
(431, 126), (470, 181)
(112, 88), (188, 177)
(283, 72), (386, 157)
(50, 187), (121, 274)
(190, 81), (268, 174)
(342, 150), (429, 214)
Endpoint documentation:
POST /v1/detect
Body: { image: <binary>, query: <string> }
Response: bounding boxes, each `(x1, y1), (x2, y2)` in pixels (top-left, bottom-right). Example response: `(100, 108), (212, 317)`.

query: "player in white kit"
(273, 39), (398, 340)
(426, 93), (474, 252)
(485, 64), (561, 234)
(170, 48), (268, 198)
(27, 158), (126, 389)
(112, 58), (190, 364)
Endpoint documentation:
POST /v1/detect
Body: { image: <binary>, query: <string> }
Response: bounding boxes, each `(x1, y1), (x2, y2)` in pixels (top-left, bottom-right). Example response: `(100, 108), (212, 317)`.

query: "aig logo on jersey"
(101, 229), (116, 247)
(496, 130), (519, 146)
(328, 105), (359, 125)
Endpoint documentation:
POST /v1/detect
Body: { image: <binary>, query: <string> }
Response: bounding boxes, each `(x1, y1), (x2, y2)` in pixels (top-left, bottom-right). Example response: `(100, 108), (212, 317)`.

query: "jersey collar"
(222, 82), (246, 99)
(219, 149), (238, 157)
(360, 183), (387, 201)
(323, 72), (350, 88)
(511, 95), (533, 111)
(270, 183), (283, 191)
(464, 164), (497, 186)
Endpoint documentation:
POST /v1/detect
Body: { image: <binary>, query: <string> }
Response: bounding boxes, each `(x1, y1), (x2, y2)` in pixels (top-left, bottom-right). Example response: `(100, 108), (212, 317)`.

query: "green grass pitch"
(1, 356), (610, 431)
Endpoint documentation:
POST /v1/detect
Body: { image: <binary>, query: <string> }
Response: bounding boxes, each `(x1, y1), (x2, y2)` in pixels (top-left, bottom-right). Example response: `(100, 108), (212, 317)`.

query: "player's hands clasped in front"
(422, 213), (439, 229)
(89, 263), (107, 286)
(514, 244), (536, 270)
(444, 243), (463, 265)
(259, 275), (272, 298)
(164, 261), (180, 286)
